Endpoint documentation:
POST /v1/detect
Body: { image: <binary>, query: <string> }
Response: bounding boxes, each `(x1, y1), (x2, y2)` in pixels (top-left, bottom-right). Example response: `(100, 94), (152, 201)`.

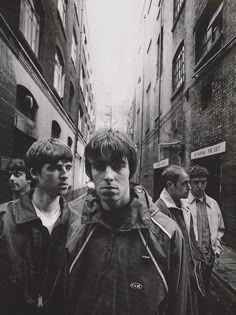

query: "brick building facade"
(0, 0), (96, 203)
(128, 0), (236, 248)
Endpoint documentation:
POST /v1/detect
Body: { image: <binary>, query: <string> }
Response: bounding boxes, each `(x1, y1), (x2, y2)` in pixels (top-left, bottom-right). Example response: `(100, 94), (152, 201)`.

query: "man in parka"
(155, 165), (206, 315)
(67, 128), (190, 315)
(0, 138), (76, 315)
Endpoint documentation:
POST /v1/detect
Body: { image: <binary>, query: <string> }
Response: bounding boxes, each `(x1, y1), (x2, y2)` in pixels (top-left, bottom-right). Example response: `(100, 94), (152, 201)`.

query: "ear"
(30, 168), (38, 180)
(166, 181), (173, 189)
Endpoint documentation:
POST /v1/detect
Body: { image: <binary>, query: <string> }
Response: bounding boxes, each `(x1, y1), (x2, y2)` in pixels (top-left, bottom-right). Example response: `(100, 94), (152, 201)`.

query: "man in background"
(188, 165), (225, 290)
(7, 159), (31, 200)
(155, 165), (205, 315)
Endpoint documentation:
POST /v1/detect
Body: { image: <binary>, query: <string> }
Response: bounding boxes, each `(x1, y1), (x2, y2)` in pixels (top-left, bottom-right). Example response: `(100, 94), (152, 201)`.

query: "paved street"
(208, 245), (236, 314)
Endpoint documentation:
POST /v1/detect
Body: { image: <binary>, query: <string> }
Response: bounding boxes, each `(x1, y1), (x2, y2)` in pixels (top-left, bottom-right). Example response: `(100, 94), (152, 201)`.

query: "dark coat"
(0, 191), (76, 315)
(66, 185), (190, 315)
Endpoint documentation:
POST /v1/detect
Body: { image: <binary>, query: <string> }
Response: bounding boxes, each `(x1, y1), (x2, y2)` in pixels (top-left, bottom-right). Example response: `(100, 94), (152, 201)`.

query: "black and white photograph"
(0, 0), (236, 314)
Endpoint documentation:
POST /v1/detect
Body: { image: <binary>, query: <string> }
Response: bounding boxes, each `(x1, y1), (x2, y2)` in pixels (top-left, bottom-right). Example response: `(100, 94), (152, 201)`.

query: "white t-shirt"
(32, 202), (61, 234)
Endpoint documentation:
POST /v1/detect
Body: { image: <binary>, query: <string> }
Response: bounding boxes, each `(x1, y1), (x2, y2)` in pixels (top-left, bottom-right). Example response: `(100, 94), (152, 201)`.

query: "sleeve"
(167, 225), (191, 315)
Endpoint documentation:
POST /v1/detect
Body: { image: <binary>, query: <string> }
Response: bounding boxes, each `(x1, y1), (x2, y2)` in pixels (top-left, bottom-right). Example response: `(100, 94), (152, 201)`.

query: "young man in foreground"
(67, 128), (189, 315)
(0, 138), (76, 315)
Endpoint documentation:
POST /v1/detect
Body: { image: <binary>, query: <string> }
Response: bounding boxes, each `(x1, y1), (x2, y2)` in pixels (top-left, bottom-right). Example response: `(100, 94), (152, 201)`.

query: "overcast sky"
(85, 0), (144, 130)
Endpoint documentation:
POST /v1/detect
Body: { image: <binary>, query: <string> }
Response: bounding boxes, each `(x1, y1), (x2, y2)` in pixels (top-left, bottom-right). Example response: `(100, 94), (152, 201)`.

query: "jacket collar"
(160, 188), (190, 212)
(80, 185), (153, 230)
(188, 191), (211, 208)
(15, 190), (70, 226)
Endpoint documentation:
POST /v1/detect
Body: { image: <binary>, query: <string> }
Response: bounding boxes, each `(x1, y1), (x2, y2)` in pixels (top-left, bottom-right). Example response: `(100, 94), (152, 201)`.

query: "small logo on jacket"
(130, 282), (143, 290)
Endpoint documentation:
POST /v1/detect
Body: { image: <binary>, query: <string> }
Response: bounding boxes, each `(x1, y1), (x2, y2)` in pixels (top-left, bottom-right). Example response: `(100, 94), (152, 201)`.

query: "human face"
(190, 176), (207, 198)
(9, 170), (30, 194)
(90, 159), (130, 211)
(168, 171), (191, 201)
(34, 160), (72, 197)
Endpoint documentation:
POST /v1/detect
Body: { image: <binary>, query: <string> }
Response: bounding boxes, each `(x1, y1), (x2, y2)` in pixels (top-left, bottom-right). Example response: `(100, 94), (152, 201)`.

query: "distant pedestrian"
(155, 164), (206, 315)
(0, 138), (77, 315)
(67, 128), (189, 315)
(7, 159), (31, 200)
(188, 165), (225, 290)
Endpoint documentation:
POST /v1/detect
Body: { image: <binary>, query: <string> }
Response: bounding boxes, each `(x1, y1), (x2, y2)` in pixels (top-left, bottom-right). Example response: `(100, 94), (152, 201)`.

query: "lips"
(101, 186), (117, 190)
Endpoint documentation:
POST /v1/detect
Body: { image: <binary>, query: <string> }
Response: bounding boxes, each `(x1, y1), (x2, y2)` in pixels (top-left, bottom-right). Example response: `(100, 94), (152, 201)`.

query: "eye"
(92, 162), (106, 171)
(111, 161), (126, 172)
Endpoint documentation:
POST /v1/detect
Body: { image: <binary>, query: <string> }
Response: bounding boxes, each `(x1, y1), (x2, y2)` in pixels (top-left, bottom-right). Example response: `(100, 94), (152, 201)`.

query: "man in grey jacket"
(67, 128), (190, 315)
(188, 165), (225, 290)
(155, 165), (206, 315)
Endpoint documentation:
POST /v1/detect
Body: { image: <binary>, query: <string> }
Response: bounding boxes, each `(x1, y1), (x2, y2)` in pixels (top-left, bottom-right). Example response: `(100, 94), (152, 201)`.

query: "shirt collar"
(188, 191), (211, 208)
(80, 185), (154, 230)
(160, 188), (190, 212)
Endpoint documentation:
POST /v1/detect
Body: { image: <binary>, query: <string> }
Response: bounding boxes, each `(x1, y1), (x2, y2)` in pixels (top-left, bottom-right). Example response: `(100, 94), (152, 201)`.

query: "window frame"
(53, 48), (65, 97)
(19, 0), (40, 56)
(172, 42), (185, 92)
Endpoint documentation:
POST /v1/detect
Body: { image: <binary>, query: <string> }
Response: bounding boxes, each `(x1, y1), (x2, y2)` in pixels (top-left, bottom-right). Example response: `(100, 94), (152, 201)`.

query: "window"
(71, 30), (77, 65)
(200, 82), (212, 110)
(173, 0), (184, 21)
(58, 0), (66, 27)
(78, 107), (83, 131)
(145, 83), (151, 132)
(51, 120), (61, 138)
(16, 85), (38, 121)
(195, 1), (223, 63)
(156, 27), (163, 80)
(80, 65), (85, 94)
(20, 0), (40, 56)
(67, 137), (73, 148)
(173, 42), (185, 92)
(69, 82), (75, 112)
(53, 47), (65, 97)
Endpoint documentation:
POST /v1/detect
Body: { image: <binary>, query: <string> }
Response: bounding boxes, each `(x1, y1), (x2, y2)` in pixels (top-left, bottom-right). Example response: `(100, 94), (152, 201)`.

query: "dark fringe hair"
(25, 138), (73, 171)
(85, 128), (137, 179)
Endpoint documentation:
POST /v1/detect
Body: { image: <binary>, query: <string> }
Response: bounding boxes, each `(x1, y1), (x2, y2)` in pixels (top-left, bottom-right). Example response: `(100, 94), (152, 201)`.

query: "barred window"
(173, 42), (185, 92)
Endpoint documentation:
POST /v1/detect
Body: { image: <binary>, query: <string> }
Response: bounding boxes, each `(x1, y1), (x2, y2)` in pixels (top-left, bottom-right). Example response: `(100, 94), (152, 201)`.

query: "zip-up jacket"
(66, 185), (190, 315)
(0, 191), (77, 315)
(156, 189), (206, 299)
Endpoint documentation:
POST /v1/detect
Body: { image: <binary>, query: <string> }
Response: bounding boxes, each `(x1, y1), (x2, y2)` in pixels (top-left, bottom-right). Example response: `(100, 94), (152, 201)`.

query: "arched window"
(67, 136), (73, 148)
(51, 120), (61, 138)
(69, 82), (75, 113)
(16, 85), (38, 121)
(53, 47), (65, 97)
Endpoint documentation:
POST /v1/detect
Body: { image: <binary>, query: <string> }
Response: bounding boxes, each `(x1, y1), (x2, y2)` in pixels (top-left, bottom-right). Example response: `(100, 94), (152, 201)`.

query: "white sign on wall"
(191, 141), (226, 160)
(153, 158), (169, 169)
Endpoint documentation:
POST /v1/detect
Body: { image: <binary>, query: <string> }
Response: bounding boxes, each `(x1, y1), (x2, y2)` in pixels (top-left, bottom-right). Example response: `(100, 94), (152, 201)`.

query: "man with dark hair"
(7, 159), (31, 200)
(0, 138), (77, 315)
(67, 128), (189, 315)
(155, 165), (206, 315)
(188, 165), (225, 290)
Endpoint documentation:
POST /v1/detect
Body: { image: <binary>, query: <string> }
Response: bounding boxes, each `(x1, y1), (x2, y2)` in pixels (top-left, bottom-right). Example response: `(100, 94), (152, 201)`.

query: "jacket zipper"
(38, 293), (43, 307)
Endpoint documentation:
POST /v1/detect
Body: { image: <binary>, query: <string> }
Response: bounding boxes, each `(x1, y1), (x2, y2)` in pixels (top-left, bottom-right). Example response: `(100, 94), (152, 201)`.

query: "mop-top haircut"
(25, 138), (73, 172)
(189, 164), (209, 179)
(85, 128), (137, 179)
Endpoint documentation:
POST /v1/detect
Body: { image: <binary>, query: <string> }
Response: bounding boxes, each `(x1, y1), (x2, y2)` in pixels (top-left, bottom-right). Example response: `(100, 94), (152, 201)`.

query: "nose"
(9, 174), (15, 182)
(104, 166), (114, 182)
(60, 165), (69, 179)
(187, 182), (191, 190)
